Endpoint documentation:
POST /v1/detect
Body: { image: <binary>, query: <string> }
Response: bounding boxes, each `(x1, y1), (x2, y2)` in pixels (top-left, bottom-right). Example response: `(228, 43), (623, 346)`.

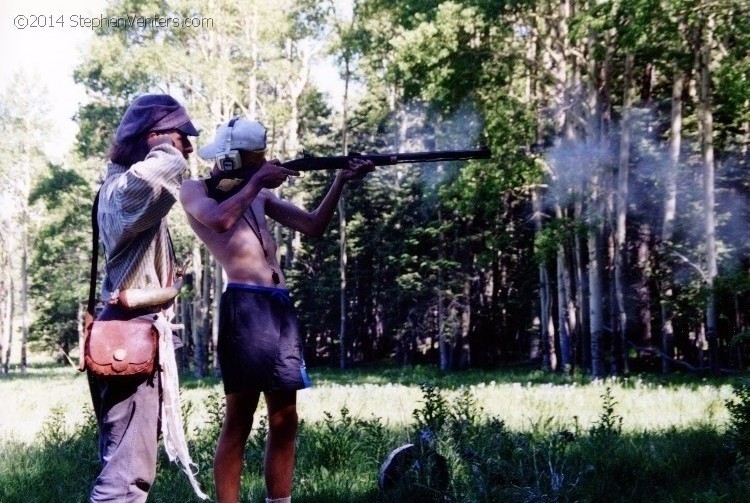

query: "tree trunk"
(0, 242), (9, 373)
(246, 4), (259, 118)
(174, 287), (185, 373)
(192, 241), (205, 378)
(338, 198), (348, 369)
(636, 223), (653, 351)
(588, 176), (605, 379)
(282, 37), (310, 159)
(212, 260), (223, 377)
(588, 23), (615, 379)
(200, 253), (212, 377)
(438, 204), (450, 371)
(3, 273), (13, 375)
(20, 209), (28, 374)
(460, 279), (471, 369)
(338, 54), (351, 370)
(574, 198), (590, 370)
(555, 205), (574, 374)
(660, 69), (683, 373)
(613, 52), (634, 375)
(580, 24), (600, 371)
(533, 188), (557, 371)
(699, 13), (719, 373)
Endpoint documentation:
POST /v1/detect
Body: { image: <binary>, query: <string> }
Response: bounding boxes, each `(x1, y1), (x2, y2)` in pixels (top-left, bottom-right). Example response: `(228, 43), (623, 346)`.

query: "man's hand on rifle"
(257, 159), (300, 189)
(339, 158), (375, 182)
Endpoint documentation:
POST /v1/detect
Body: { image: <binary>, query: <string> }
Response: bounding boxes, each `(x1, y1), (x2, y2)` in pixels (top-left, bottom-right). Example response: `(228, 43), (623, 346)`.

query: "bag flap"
(87, 318), (157, 365)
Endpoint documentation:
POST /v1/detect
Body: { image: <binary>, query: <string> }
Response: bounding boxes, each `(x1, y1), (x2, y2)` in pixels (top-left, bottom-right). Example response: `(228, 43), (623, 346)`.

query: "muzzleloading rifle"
(204, 146), (491, 202)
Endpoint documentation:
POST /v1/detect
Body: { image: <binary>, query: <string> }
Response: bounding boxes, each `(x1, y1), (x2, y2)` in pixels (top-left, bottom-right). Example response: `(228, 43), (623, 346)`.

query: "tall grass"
(1, 363), (749, 502)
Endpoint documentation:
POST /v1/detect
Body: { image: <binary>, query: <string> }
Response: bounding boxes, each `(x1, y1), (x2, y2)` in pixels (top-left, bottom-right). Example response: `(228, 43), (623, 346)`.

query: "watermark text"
(13, 13), (214, 30)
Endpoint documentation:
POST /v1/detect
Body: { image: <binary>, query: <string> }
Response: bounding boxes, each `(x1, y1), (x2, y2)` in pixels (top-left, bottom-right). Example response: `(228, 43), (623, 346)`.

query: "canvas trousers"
(87, 305), (162, 503)
(87, 369), (161, 503)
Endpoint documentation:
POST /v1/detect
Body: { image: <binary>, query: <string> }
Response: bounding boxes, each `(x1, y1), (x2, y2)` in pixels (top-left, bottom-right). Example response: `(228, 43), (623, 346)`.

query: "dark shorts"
(218, 283), (312, 394)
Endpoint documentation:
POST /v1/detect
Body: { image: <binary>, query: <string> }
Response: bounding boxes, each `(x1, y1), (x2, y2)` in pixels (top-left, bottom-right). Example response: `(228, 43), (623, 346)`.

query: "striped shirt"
(97, 144), (187, 302)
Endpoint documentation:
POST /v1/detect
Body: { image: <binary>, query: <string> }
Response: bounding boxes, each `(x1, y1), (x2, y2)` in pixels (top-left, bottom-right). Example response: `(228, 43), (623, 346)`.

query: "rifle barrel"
(281, 146), (491, 171)
(373, 147), (492, 165)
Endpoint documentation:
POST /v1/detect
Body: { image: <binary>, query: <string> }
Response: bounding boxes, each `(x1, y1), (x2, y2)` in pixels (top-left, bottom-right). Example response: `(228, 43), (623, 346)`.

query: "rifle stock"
(204, 146), (491, 201)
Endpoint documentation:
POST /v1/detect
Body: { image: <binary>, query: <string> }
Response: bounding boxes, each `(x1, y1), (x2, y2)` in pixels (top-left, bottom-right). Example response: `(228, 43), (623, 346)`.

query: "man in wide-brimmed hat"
(87, 94), (206, 502)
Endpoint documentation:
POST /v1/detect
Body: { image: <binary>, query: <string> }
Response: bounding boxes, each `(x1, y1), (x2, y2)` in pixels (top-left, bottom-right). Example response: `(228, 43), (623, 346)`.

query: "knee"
(268, 407), (298, 439)
(218, 417), (254, 452)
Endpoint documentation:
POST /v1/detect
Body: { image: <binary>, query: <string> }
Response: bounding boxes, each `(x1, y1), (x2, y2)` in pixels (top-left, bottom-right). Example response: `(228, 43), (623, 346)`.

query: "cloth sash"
(153, 313), (209, 500)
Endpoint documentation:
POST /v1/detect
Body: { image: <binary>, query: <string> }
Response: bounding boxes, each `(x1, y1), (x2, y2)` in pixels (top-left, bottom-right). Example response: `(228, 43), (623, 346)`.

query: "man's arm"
(180, 161), (297, 233)
(111, 144), (187, 238)
(180, 176), (262, 233)
(266, 159), (374, 237)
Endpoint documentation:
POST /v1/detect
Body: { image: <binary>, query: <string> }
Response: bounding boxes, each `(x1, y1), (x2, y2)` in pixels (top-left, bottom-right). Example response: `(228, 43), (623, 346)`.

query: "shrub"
(727, 378), (750, 460)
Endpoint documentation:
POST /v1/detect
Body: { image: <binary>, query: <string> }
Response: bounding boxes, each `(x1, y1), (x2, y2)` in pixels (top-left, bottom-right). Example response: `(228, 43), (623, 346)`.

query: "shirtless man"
(179, 117), (373, 503)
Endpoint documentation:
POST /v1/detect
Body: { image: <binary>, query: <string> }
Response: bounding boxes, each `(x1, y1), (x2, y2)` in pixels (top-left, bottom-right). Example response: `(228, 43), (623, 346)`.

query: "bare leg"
(263, 390), (298, 499)
(215, 389), (261, 503)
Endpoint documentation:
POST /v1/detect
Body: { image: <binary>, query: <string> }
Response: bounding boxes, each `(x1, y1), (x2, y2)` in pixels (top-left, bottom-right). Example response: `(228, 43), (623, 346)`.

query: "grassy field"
(0, 359), (735, 443)
(1, 358), (749, 502)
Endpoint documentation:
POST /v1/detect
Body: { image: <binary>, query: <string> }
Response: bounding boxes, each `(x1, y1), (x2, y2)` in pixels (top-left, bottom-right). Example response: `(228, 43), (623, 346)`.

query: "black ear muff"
(217, 117), (241, 171)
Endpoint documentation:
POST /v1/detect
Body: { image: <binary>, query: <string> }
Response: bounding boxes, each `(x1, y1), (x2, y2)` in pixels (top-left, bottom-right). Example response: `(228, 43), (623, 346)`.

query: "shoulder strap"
(86, 190), (101, 318)
(80, 190), (100, 372)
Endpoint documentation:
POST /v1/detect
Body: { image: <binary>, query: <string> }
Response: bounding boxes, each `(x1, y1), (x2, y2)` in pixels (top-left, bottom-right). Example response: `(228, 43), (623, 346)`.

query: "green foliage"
(27, 163), (94, 358)
(72, 0), (308, 162)
(533, 217), (577, 264)
(389, 2), (488, 108)
(412, 382), (450, 435)
(572, 426), (739, 502)
(727, 379), (750, 461)
(295, 406), (389, 502)
(72, 4), (163, 158)
(590, 385), (623, 438)
(73, 102), (128, 159)
(349, 1), (541, 368)
(714, 54), (750, 150)
(0, 408), (99, 503)
(188, 389), (224, 478)
(298, 406), (389, 474)
(245, 414), (269, 475)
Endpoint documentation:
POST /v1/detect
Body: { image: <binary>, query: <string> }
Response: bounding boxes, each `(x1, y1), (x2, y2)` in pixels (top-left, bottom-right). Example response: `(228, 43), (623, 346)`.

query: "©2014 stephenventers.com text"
(12, 13), (215, 30)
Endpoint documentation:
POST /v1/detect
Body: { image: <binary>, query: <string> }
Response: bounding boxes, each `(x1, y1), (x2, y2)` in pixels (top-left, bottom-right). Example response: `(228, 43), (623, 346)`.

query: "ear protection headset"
(217, 117), (241, 171)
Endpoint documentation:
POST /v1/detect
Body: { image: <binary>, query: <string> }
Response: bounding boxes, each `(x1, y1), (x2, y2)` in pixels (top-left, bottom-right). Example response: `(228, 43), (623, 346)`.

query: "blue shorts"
(218, 283), (312, 394)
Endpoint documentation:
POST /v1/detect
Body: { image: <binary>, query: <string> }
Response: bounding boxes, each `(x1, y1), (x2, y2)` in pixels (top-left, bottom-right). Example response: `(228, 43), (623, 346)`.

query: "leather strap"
(242, 207), (280, 285)
(79, 190), (100, 372)
(86, 190), (101, 319)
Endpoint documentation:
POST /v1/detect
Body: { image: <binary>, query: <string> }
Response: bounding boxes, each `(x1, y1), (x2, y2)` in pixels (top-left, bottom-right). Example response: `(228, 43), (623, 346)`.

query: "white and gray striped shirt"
(97, 144), (187, 303)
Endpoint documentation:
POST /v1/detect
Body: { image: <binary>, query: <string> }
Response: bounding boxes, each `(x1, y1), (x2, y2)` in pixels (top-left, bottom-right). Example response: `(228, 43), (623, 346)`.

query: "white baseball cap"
(197, 117), (267, 159)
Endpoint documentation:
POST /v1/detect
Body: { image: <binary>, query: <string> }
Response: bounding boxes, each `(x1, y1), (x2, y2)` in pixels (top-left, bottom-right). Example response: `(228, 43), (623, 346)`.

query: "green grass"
(1, 361), (750, 502)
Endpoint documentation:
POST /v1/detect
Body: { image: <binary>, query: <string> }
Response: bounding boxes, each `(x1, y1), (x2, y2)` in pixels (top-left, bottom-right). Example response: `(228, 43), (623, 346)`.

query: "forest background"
(1, 0), (749, 381)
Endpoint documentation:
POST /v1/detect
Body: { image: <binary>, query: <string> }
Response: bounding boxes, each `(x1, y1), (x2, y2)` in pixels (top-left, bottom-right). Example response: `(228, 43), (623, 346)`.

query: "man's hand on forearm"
(338, 158), (375, 182)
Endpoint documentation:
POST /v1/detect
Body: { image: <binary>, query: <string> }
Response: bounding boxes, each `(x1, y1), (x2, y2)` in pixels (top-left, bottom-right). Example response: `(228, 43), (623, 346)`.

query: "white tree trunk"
(661, 69), (683, 373)
(588, 174), (605, 379)
(614, 52), (634, 375)
(700, 13), (719, 372)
